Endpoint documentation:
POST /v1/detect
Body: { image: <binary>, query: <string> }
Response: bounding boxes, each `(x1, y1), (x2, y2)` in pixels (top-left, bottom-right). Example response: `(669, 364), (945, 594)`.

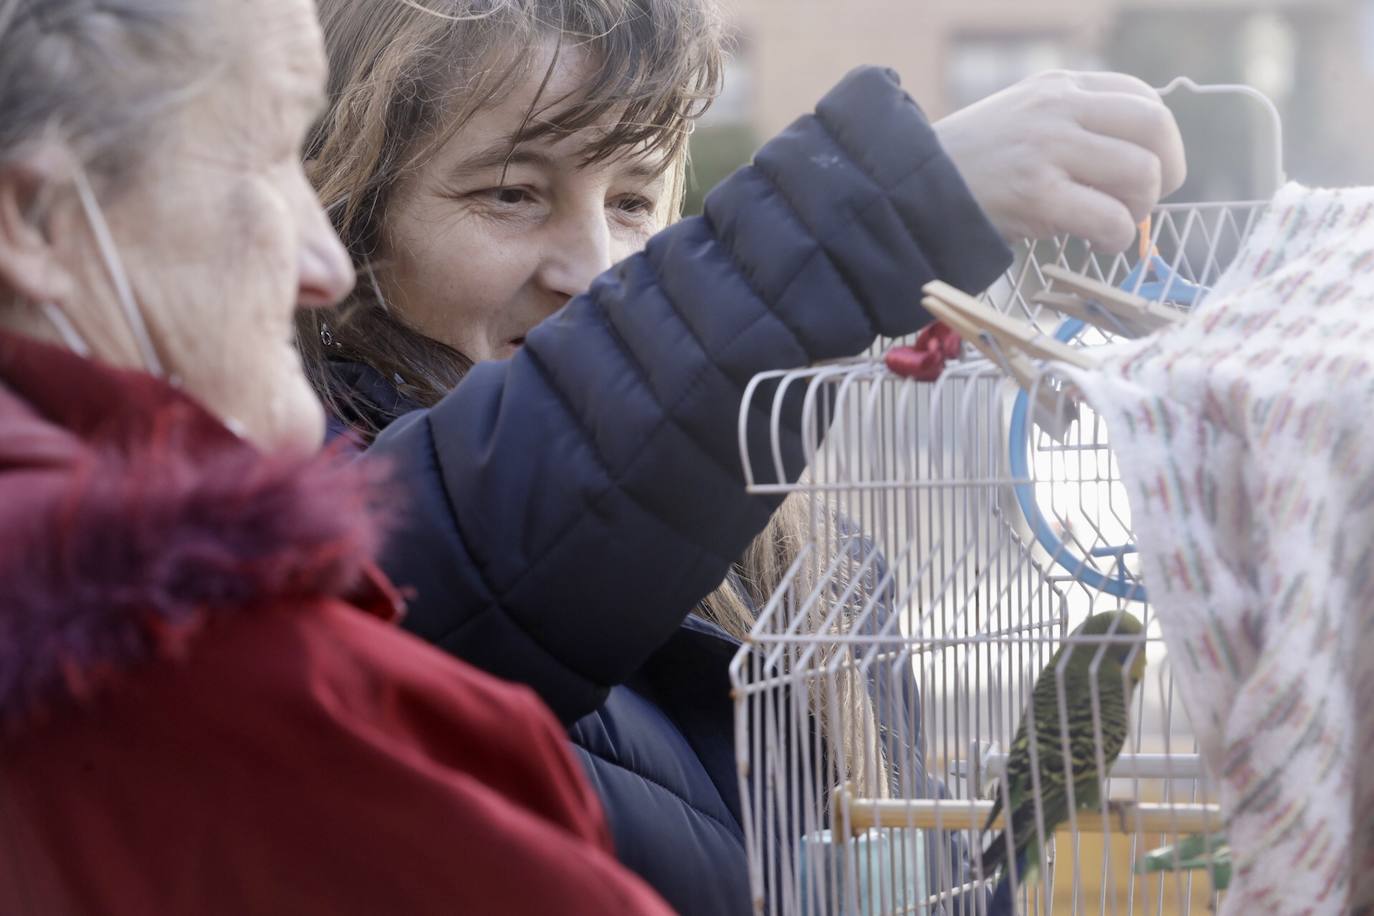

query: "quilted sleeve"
(369, 66), (1012, 724)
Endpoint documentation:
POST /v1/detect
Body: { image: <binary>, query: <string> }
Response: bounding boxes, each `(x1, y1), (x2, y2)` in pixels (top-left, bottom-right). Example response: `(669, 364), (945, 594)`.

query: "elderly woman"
(297, 1), (1185, 913)
(0, 0), (675, 912)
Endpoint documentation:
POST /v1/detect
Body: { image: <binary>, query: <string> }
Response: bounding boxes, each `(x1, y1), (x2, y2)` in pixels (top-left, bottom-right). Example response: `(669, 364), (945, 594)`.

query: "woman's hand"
(934, 71), (1187, 254)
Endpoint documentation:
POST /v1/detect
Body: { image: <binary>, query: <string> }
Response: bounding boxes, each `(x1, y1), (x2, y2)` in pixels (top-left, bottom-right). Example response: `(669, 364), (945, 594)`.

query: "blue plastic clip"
(1119, 253), (1205, 306)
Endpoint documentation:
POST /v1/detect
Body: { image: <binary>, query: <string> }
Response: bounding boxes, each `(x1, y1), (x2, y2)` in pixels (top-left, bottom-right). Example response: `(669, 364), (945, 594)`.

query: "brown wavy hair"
(297, 0), (720, 425)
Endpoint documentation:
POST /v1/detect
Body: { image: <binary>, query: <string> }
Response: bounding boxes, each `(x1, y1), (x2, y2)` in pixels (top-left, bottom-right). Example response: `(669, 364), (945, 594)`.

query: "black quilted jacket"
(357, 66), (1012, 915)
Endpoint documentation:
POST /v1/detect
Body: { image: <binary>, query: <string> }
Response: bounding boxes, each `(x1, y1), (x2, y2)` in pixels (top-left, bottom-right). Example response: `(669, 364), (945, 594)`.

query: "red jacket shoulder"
(0, 602), (672, 916)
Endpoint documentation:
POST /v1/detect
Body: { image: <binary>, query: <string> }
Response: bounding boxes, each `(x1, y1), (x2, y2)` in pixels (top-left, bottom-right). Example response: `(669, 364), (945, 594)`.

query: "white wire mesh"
(730, 197), (1270, 915)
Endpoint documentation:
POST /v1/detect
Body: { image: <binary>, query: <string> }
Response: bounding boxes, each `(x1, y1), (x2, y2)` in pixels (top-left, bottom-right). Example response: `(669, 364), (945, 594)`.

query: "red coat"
(0, 333), (673, 915)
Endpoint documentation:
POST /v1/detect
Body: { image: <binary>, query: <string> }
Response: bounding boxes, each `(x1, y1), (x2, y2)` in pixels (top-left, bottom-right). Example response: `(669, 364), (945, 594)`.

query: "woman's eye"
(613, 195), (654, 215)
(476, 187), (533, 206)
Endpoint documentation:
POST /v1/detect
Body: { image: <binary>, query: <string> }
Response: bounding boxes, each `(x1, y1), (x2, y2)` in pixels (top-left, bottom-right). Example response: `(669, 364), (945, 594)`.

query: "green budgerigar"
(980, 611), (1147, 914)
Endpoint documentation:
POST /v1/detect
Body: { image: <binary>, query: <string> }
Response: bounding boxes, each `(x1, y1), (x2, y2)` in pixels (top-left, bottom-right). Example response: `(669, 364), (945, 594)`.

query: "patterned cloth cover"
(1071, 184), (1374, 914)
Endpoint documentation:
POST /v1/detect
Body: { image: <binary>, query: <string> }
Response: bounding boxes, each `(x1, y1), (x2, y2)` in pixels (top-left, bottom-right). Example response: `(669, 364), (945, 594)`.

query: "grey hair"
(0, 0), (215, 183)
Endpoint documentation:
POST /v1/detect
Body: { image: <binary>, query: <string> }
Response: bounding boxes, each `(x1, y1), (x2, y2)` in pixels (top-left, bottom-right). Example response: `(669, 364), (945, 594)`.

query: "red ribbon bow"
(883, 322), (963, 381)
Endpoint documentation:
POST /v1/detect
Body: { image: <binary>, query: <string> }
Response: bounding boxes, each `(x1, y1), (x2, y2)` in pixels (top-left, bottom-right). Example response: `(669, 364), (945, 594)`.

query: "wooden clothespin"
(922, 281), (1089, 441)
(1036, 264), (1180, 337)
(923, 281), (1096, 372)
(1032, 290), (1122, 330)
(924, 297), (1040, 387)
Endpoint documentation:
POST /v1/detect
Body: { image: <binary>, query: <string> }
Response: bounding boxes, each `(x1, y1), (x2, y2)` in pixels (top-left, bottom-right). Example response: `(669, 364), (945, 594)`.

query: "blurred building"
(688, 0), (1374, 209)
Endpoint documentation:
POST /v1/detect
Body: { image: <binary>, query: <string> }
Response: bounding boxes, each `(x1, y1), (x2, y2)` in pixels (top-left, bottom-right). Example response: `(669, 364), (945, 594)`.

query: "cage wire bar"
(729, 82), (1282, 916)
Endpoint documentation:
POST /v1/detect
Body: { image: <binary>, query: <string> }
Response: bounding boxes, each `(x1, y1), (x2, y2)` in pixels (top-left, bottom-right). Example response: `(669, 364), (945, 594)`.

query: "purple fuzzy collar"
(0, 332), (399, 733)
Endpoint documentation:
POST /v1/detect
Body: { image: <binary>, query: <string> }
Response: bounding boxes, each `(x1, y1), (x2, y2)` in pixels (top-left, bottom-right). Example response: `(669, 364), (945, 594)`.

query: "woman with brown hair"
(298, 1), (1186, 911)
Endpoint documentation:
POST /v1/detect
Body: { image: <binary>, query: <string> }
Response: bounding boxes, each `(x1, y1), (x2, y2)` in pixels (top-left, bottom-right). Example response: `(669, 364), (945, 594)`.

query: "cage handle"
(1155, 77), (1286, 198)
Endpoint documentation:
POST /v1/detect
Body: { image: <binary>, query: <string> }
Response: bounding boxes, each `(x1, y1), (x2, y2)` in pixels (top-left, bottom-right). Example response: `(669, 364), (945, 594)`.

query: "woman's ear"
(0, 150), (77, 305)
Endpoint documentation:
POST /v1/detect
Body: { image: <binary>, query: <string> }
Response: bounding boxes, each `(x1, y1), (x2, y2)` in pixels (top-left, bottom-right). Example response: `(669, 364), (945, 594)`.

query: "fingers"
(938, 69), (1187, 248)
(1055, 71), (1160, 101)
(1015, 71), (1187, 198)
(1060, 132), (1163, 224)
(1074, 90), (1188, 196)
(1046, 181), (1138, 254)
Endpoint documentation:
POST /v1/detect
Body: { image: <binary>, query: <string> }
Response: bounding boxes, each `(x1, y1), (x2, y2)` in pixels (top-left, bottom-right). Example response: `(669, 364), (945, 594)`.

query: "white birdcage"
(729, 81), (1284, 916)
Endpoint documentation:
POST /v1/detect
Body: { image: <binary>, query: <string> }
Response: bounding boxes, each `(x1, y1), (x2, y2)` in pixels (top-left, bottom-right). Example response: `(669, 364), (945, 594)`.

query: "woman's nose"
(297, 223), (355, 309)
(538, 210), (613, 303)
(299, 234), (357, 310)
